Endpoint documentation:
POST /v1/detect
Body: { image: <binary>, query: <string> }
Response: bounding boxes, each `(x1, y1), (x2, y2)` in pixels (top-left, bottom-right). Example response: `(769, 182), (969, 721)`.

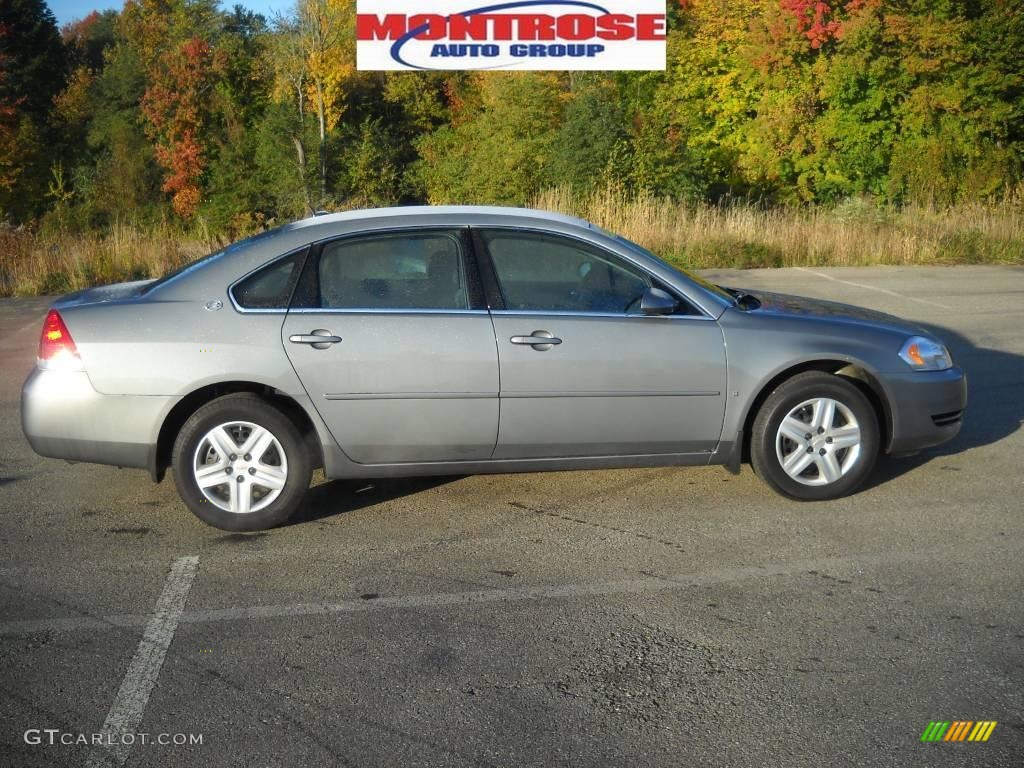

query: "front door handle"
(510, 330), (562, 351)
(289, 329), (342, 350)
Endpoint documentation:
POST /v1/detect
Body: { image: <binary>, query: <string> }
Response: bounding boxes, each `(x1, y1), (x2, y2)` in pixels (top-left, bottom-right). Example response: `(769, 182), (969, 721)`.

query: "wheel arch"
(150, 381), (324, 482)
(739, 359), (893, 463)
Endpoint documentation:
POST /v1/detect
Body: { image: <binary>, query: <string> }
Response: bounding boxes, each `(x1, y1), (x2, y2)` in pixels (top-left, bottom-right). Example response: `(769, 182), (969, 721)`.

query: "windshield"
(615, 236), (737, 305)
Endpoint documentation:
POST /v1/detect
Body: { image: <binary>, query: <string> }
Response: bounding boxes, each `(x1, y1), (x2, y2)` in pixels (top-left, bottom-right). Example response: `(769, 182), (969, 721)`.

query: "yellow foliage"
(298, 0), (358, 131)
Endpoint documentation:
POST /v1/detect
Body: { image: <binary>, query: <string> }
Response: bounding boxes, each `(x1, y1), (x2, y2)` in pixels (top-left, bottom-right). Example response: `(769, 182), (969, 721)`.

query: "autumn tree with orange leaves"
(140, 36), (214, 218)
(121, 0), (219, 218)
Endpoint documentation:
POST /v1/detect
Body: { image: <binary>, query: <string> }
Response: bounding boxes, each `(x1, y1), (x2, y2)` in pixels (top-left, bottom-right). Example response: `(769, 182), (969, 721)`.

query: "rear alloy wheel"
(173, 394), (311, 531)
(193, 422), (288, 515)
(751, 372), (879, 501)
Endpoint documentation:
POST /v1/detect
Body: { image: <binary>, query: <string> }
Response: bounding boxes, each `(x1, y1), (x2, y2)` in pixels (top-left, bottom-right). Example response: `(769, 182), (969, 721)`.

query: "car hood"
(52, 279), (155, 309)
(734, 288), (927, 335)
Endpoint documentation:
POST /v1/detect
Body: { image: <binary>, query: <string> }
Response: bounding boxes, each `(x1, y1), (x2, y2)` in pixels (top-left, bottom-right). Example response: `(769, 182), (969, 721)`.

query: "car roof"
(282, 206), (597, 233)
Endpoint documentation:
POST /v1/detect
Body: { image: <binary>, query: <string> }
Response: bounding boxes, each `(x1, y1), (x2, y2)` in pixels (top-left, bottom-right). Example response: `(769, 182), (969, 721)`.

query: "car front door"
(281, 228), (499, 464)
(478, 229), (727, 460)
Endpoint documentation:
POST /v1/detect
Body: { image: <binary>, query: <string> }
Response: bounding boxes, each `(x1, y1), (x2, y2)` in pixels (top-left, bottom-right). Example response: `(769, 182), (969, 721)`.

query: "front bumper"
(885, 366), (967, 454)
(21, 368), (172, 470)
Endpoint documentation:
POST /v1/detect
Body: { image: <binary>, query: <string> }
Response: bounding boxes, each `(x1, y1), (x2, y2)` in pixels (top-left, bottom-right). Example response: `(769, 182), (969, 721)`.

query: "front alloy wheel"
(751, 372), (879, 501)
(775, 397), (862, 486)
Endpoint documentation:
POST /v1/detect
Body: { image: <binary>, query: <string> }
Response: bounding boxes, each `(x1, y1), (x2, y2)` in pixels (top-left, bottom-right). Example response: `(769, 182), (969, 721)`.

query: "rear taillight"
(38, 310), (83, 371)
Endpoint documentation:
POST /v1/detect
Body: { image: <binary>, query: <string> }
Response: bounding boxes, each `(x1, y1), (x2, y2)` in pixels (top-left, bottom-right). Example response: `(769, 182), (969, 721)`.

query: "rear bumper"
(885, 367), (967, 453)
(21, 368), (171, 470)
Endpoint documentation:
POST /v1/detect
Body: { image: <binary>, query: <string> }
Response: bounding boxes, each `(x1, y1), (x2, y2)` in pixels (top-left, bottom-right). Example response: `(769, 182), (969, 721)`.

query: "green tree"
(76, 42), (162, 226)
(62, 10), (119, 72)
(550, 76), (630, 193)
(0, 0), (68, 221)
(0, 0), (68, 120)
(416, 73), (564, 205)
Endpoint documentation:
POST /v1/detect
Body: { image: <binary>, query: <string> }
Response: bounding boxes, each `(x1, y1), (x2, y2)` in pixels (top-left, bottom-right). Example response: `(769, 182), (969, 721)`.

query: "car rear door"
(281, 228), (499, 464)
(477, 229), (727, 459)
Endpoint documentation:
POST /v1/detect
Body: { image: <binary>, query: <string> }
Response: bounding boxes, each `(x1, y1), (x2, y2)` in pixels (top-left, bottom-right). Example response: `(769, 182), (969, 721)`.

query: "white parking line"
(86, 556), (199, 768)
(794, 267), (952, 310)
(0, 552), (931, 638)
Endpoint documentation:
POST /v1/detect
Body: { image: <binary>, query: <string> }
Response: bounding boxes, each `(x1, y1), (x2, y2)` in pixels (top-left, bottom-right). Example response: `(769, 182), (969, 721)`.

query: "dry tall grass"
(0, 221), (209, 297)
(533, 187), (1024, 270)
(2, 191), (1022, 296)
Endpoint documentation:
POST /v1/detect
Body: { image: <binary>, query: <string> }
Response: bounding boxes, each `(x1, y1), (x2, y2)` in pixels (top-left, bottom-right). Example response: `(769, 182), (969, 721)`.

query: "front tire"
(750, 372), (879, 501)
(172, 394), (312, 531)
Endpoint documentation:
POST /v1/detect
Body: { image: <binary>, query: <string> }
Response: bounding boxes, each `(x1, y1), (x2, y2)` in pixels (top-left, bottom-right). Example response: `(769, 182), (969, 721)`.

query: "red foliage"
(61, 10), (100, 46)
(779, 0), (871, 48)
(141, 37), (213, 218)
(781, 0), (837, 48)
(443, 78), (467, 123)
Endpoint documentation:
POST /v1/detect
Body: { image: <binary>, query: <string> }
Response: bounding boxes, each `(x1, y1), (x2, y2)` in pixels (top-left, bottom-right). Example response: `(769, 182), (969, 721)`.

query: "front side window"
(481, 231), (651, 314)
(313, 232), (469, 310)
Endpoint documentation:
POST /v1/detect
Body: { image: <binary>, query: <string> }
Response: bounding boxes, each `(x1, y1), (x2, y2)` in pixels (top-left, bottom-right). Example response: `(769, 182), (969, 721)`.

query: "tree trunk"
(292, 135), (311, 215)
(316, 79), (327, 205)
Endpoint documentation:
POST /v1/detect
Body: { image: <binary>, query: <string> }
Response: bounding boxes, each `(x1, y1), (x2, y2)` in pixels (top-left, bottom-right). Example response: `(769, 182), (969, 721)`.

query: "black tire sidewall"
(751, 374), (879, 501)
(172, 395), (311, 531)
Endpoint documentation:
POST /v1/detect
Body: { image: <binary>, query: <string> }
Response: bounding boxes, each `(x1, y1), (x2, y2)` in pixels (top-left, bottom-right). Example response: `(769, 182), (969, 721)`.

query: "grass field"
(534, 187), (1024, 270)
(0, 220), (209, 297)
(2, 189), (1022, 296)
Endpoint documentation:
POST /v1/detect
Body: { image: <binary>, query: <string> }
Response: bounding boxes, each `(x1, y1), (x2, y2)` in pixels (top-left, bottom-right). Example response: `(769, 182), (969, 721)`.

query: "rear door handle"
(289, 330), (342, 350)
(510, 330), (561, 351)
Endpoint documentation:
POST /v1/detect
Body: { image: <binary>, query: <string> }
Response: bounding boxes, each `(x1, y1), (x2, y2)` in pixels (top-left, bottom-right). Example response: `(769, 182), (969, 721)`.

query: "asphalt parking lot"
(1, 265), (1022, 767)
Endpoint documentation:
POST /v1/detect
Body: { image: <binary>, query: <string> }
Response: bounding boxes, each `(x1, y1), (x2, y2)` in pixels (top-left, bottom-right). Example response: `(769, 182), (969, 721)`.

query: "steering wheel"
(623, 294), (643, 314)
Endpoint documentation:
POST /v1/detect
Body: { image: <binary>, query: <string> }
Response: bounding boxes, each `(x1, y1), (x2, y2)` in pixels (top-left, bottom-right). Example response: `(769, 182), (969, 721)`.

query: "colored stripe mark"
(945, 721), (973, 741)
(922, 720), (997, 743)
(921, 721), (950, 742)
(968, 721), (997, 742)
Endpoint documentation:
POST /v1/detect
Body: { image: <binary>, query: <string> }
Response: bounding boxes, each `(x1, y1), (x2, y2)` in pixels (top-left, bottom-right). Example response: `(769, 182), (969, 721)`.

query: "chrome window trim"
(490, 310), (716, 321)
(287, 308), (490, 316)
(284, 308), (710, 319)
(230, 306), (288, 315)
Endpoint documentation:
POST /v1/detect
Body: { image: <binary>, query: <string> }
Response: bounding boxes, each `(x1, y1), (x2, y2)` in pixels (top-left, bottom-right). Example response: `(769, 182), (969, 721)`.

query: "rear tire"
(172, 394), (312, 531)
(750, 372), (879, 501)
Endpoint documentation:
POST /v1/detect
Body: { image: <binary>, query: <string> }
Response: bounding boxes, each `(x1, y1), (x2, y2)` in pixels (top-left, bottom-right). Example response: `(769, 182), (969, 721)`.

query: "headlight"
(899, 336), (952, 371)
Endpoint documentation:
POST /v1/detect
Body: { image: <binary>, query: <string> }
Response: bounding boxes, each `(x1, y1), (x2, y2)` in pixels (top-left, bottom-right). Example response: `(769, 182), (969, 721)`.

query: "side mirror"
(640, 286), (679, 316)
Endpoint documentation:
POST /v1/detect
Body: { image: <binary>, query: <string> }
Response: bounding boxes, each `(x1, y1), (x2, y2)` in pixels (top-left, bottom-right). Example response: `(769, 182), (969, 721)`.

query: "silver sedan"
(21, 207), (967, 530)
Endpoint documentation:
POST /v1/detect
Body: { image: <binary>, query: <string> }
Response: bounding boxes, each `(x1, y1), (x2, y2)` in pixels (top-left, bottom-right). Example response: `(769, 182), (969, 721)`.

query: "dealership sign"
(356, 1), (667, 71)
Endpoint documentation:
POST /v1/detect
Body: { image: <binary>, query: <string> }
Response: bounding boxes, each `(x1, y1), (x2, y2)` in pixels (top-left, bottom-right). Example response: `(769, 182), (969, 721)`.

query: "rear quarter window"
(231, 250), (306, 310)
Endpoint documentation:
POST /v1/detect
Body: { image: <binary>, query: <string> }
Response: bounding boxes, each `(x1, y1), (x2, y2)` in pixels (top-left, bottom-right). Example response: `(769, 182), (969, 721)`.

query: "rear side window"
(311, 232), (469, 310)
(231, 250), (305, 309)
